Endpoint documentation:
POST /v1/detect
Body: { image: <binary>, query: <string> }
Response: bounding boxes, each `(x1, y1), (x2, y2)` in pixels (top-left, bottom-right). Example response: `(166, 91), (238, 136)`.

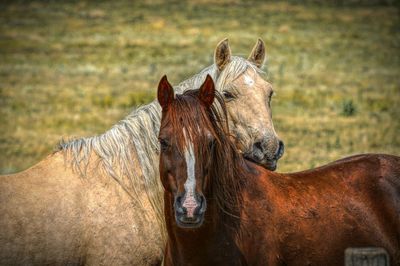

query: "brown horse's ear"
(157, 75), (174, 110)
(199, 75), (215, 108)
(248, 38), (266, 68)
(214, 38), (231, 71)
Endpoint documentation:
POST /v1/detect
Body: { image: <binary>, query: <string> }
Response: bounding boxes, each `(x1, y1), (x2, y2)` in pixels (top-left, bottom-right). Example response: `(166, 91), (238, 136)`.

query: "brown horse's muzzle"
(174, 193), (206, 228)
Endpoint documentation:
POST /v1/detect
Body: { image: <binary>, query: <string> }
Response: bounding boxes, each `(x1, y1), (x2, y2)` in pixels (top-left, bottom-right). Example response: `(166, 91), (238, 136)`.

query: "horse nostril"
(279, 140), (284, 152)
(175, 195), (185, 214)
(276, 140), (285, 158)
(199, 195), (205, 205)
(198, 195), (207, 214)
(252, 141), (266, 161)
(176, 195), (183, 204)
(253, 141), (263, 151)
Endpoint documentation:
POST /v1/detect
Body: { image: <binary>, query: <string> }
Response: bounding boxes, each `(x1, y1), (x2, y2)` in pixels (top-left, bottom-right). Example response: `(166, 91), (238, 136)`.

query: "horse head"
(157, 75), (228, 228)
(215, 39), (284, 170)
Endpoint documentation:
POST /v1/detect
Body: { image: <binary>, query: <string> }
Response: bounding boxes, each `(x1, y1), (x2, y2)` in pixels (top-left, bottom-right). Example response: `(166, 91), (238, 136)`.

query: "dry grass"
(0, 1), (399, 174)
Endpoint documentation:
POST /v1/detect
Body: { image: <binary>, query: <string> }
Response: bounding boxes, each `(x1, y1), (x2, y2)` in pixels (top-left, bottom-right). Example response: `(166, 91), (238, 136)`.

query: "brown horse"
(157, 75), (400, 265)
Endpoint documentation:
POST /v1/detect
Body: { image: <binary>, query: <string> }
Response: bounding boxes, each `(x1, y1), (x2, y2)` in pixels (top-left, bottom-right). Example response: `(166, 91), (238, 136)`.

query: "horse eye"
(208, 138), (216, 150)
(222, 91), (235, 101)
(269, 91), (274, 99)
(159, 139), (169, 151)
(268, 91), (274, 104)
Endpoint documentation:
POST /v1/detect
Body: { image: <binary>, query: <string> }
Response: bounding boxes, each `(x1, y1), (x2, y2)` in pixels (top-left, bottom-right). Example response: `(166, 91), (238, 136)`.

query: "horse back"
(247, 154), (400, 265)
(285, 153), (400, 191)
(284, 154), (400, 235)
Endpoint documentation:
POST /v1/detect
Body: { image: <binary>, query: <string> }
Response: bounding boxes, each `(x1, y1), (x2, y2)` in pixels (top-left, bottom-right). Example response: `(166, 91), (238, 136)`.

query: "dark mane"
(161, 89), (247, 218)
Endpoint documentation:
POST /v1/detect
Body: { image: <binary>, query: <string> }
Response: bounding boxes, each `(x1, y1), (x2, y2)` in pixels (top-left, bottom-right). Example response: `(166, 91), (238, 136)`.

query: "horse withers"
(157, 75), (400, 265)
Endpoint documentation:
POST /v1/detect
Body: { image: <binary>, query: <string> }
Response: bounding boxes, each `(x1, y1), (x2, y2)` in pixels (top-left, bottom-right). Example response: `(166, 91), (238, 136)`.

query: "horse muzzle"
(245, 139), (284, 171)
(174, 193), (206, 228)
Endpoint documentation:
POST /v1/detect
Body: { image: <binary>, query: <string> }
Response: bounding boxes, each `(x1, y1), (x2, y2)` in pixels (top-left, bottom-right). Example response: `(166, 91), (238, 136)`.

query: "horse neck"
(60, 99), (168, 241)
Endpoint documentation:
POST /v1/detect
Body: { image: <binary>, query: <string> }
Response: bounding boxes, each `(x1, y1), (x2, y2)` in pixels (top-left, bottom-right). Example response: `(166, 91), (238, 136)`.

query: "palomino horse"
(157, 75), (400, 265)
(0, 39), (283, 265)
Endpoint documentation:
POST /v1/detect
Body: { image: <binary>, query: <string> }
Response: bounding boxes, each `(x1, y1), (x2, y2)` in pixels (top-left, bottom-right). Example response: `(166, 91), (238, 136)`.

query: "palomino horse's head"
(214, 39), (284, 170)
(158, 74), (242, 228)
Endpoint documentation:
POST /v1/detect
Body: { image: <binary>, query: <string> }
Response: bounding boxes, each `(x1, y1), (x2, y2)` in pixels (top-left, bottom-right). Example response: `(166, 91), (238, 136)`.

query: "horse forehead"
(182, 124), (208, 140)
(182, 127), (190, 145)
(243, 74), (255, 87)
(233, 69), (268, 91)
(235, 77), (268, 98)
(182, 127), (197, 151)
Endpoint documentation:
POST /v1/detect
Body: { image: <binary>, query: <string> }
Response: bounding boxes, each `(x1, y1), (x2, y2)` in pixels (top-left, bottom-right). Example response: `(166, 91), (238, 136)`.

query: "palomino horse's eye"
(268, 91), (274, 105)
(222, 91), (235, 101)
(159, 139), (169, 151)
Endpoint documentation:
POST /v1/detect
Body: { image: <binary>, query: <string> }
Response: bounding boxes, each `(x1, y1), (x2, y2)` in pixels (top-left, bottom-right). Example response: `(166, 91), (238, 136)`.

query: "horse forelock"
(58, 56), (256, 242)
(161, 90), (227, 154)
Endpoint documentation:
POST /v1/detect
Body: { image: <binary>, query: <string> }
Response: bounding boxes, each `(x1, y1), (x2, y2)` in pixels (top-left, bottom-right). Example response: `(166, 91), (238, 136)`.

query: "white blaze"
(244, 74), (254, 87)
(184, 139), (195, 193)
(182, 129), (197, 217)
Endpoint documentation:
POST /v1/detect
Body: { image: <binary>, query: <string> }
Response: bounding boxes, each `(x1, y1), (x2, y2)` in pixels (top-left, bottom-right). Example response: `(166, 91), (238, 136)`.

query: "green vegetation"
(0, 1), (399, 174)
(341, 99), (357, 117)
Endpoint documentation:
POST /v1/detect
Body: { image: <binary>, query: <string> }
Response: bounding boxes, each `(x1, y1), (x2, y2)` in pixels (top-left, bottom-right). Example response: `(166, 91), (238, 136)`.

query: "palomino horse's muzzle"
(246, 139), (284, 171)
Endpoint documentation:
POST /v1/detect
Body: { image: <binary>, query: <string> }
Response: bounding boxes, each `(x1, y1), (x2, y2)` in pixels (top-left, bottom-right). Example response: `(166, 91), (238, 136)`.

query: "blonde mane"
(59, 56), (259, 241)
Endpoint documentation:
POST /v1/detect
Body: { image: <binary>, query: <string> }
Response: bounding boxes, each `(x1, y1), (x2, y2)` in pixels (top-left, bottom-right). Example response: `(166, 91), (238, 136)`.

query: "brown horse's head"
(215, 39), (284, 170)
(158, 75), (239, 228)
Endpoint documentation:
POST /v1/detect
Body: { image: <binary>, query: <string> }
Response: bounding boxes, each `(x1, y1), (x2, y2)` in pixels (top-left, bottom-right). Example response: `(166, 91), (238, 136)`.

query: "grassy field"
(0, 1), (399, 174)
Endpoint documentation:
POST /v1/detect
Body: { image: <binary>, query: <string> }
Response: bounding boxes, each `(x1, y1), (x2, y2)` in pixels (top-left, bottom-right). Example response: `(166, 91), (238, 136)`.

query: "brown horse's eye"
(159, 139), (169, 151)
(209, 139), (216, 151)
(222, 91), (235, 101)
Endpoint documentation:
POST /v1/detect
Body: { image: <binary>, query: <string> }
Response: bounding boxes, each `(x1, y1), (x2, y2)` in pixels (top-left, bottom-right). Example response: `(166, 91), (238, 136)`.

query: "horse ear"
(157, 75), (174, 110)
(214, 38), (231, 71)
(199, 75), (215, 108)
(248, 38), (266, 68)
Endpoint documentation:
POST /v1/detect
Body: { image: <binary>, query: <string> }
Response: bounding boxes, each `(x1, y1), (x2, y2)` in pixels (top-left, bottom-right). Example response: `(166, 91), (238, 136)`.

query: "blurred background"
(0, 0), (399, 174)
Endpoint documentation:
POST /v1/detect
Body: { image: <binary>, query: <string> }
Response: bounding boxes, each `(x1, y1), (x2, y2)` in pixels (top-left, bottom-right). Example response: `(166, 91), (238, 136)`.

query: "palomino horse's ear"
(248, 38), (266, 68)
(157, 75), (174, 110)
(214, 38), (231, 72)
(199, 74), (215, 108)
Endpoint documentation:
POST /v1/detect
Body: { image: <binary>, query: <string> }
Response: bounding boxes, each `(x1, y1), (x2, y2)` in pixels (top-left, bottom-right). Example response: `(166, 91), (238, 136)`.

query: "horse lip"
(180, 217), (198, 223)
(267, 161), (277, 171)
(244, 153), (277, 171)
(262, 159), (277, 171)
(176, 214), (204, 228)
